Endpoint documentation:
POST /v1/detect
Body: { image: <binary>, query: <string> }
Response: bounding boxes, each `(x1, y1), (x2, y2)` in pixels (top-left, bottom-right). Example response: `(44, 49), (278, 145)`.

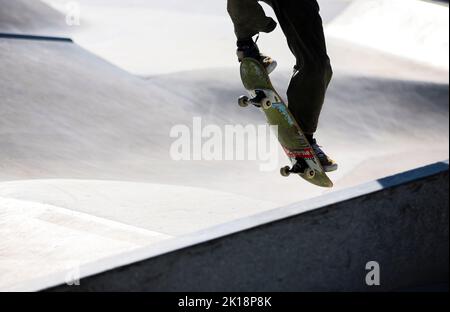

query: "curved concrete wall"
(326, 0), (449, 69)
(49, 162), (449, 292)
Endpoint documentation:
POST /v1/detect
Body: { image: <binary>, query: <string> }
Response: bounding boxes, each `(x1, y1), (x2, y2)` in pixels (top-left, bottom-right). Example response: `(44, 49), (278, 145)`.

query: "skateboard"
(238, 57), (333, 188)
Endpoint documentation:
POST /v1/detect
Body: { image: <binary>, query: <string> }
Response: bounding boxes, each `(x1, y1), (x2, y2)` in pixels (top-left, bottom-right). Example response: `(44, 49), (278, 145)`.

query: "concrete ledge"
(0, 33), (72, 42)
(47, 161), (449, 291)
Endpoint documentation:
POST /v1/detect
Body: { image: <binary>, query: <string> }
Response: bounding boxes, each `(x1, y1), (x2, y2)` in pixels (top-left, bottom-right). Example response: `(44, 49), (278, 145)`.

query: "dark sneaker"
(310, 139), (338, 172)
(236, 39), (277, 74)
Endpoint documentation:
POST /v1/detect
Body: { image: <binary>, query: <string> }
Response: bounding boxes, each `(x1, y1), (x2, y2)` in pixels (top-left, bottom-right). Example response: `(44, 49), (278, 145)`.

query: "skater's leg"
(227, 0), (278, 73)
(271, 0), (333, 135)
(227, 0), (277, 41)
(271, 0), (337, 171)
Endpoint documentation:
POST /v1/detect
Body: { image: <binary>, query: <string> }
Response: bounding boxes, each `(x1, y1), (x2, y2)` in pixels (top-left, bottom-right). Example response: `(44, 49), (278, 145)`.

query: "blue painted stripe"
(0, 33), (72, 43)
(377, 160), (449, 188)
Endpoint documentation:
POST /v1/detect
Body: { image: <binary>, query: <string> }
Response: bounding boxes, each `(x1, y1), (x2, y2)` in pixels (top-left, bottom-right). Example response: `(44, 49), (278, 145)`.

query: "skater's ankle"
(237, 38), (256, 48)
(305, 134), (314, 145)
(236, 38), (260, 61)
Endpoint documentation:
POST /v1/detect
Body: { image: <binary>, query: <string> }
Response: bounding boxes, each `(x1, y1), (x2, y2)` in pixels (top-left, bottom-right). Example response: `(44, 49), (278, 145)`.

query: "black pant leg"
(271, 0), (333, 134)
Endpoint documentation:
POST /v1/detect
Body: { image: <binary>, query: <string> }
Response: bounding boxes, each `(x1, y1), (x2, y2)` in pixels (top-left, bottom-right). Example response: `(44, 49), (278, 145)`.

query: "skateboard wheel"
(304, 168), (316, 180)
(261, 98), (272, 110)
(280, 166), (291, 177)
(238, 95), (249, 107)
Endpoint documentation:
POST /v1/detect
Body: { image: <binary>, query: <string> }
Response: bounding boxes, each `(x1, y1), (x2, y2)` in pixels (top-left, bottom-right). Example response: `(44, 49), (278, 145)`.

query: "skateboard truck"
(238, 90), (272, 110)
(280, 159), (316, 180)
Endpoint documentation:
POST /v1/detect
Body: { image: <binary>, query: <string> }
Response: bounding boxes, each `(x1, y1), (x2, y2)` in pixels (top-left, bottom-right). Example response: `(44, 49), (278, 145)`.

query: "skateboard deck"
(239, 57), (333, 188)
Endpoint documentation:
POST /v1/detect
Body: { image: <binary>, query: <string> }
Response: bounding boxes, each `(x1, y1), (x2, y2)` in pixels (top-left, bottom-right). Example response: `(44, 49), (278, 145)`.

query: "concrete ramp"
(0, 197), (171, 292)
(0, 0), (71, 37)
(44, 161), (448, 292)
(326, 0), (449, 70)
